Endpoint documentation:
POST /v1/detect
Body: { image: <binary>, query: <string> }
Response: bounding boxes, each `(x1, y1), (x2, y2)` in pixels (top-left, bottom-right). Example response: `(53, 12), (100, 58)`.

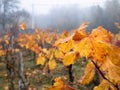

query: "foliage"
(0, 23), (120, 90)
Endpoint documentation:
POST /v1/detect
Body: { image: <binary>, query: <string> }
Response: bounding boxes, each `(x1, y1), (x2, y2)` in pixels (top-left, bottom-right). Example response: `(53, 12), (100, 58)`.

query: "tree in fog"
(89, 5), (105, 29)
(104, 0), (120, 33)
(0, 0), (19, 30)
(9, 9), (30, 36)
(33, 0), (120, 33)
(0, 0), (30, 36)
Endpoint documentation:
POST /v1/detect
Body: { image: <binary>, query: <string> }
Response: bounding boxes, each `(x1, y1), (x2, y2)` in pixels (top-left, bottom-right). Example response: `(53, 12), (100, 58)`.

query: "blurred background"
(0, 0), (120, 34)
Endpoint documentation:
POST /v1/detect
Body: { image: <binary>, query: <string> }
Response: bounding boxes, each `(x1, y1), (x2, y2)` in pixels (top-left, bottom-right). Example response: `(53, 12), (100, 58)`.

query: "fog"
(0, 0), (120, 34)
(29, 0), (120, 33)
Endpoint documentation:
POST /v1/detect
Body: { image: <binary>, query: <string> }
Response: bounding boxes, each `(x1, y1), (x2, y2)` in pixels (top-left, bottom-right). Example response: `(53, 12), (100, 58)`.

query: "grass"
(0, 49), (94, 90)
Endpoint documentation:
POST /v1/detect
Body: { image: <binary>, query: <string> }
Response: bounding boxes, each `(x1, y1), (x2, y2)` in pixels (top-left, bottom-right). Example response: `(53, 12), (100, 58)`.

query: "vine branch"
(91, 60), (119, 90)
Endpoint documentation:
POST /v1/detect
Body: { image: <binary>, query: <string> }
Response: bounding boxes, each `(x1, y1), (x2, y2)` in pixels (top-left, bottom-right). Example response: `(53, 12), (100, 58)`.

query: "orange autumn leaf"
(72, 23), (88, 41)
(106, 58), (120, 85)
(72, 31), (87, 41)
(48, 77), (64, 90)
(49, 77), (76, 90)
(19, 22), (26, 30)
(90, 41), (111, 63)
(73, 37), (111, 63)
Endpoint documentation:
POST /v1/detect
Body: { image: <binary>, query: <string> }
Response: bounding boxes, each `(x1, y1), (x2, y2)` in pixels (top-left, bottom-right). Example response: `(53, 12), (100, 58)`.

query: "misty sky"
(19, 0), (106, 15)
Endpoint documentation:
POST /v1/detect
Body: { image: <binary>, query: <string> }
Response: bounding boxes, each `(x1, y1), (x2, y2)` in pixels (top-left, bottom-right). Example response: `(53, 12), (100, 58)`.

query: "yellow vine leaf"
(58, 40), (73, 53)
(90, 41), (111, 63)
(99, 46), (120, 85)
(63, 52), (76, 66)
(94, 79), (117, 90)
(54, 49), (64, 59)
(106, 58), (120, 85)
(109, 46), (120, 67)
(79, 62), (95, 85)
(19, 22), (26, 30)
(91, 26), (113, 44)
(36, 54), (45, 65)
(73, 37), (111, 63)
(48, 59), (57, 70)
(73, 37), (92, 58)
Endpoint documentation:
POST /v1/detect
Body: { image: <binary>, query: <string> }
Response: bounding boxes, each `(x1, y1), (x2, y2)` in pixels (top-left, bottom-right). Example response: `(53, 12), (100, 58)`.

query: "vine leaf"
(72, 22), (88, 41)
(73, 37), (111, 63)
(109, 46), (120, 67)
(78, 62), (95, 85)
(107, 58), (120, 85)
(72, 28), (87, 41)
(48, 59), (57, 70)
(48, 77), (76, 90)
(94, 79), (117, 90)
(73, 37), (92, 58)
(90, 26), (113, 44)
(58, 40), (73, 53)
(36, 54), (45, 65)
(19, 22), (26, 30)
(63, 52), (76, 66)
